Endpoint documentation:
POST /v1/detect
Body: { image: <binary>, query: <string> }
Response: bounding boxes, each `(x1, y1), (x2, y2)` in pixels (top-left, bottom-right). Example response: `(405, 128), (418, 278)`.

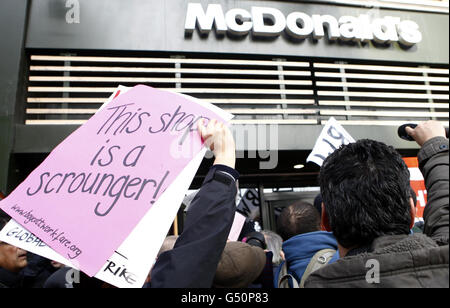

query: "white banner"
(306, 117), (355, 167)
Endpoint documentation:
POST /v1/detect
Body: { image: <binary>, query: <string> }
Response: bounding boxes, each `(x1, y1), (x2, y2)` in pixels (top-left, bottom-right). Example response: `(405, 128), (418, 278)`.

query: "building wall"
(0, 0), (449, 192)
(0, 0), (29, 193)
(26, 0), (449, 63)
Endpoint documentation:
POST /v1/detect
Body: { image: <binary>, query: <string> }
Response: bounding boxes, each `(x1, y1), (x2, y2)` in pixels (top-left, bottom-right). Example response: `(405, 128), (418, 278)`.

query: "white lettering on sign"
(417, 189), (427, 208)
(185, 3), (422, 47)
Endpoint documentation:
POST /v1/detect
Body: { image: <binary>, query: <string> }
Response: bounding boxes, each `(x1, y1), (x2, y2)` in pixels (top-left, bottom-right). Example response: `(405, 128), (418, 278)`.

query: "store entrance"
(237, 187), (321, 233)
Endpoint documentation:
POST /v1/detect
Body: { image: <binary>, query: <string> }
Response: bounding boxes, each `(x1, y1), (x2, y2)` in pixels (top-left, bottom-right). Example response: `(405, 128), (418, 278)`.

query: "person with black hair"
(0, 217), (28, 288)
(275, 201), (338, 288)
(305, 120), (449, 288)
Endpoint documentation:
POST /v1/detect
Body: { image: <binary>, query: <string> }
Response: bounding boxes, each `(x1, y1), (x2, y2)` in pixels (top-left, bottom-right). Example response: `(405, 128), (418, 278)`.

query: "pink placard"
(0, 85), (226, 276)
(228, 212), (247, 242)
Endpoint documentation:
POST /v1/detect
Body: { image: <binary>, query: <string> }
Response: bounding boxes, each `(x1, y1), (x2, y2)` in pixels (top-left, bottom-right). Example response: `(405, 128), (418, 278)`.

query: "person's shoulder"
(418, 136), (449, 165)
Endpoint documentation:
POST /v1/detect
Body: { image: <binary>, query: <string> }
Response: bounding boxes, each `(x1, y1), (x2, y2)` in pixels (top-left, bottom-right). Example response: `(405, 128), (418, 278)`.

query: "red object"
(0, 191), (5, 200)
(113, 90), (121, 99)
(403, 157), (427, 218)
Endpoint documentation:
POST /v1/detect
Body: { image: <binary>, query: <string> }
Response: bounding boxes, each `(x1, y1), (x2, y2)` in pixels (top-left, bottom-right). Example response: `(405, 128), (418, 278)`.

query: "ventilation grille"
(26, 53), (449, 126)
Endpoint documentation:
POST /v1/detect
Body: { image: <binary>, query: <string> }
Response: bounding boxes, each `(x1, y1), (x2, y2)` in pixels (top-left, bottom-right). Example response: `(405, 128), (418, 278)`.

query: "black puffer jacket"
(305, 136), (449, 288)
(150, 165), (238, 288)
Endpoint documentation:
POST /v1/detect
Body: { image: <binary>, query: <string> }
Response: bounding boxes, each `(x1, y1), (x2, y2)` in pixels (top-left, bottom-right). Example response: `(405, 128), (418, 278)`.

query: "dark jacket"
(150, 165), (238, 288)
(0, 268), (23, 288)
(274, 231), (339, 287)
(1, 255), (56, 288)
(22, 254), (57, 288)
(305, 136), (449, 288)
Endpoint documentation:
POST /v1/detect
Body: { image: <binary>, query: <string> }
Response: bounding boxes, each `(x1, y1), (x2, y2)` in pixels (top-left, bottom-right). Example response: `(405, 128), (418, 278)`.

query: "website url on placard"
(10, 204), (82, 259)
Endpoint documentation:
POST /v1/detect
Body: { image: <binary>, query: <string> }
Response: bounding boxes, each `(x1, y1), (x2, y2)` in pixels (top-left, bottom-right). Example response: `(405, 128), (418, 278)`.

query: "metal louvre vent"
(315, 62), (449, 126)
(26, 53), (449, 126)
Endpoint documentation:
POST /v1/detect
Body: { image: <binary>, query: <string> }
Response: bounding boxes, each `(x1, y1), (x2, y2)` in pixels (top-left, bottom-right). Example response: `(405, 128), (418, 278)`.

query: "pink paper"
(0, 85), (226, 276)
(228, 212), (247, 242)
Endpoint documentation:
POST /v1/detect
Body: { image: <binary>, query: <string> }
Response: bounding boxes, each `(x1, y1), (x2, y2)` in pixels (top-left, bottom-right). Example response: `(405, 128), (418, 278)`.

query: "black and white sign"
(307, 117), (355, 167)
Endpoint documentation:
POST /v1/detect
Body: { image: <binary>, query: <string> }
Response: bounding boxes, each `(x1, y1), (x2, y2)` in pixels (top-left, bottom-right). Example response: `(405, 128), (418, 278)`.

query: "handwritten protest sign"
(95, 89), (233, 287)
(306, 117), (355, 167)
(0, 150), (206, 287)
(0, 88), (232, 287)
(0, 85), (230, 277)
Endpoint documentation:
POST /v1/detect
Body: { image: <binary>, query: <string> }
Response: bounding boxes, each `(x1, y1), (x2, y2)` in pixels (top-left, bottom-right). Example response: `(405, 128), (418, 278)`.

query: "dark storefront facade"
(1, 0), (448, 229)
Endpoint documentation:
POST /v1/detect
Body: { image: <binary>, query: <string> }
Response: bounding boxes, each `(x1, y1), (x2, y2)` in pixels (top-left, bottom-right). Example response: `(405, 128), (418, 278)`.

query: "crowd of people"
(0, 119), (448, 288)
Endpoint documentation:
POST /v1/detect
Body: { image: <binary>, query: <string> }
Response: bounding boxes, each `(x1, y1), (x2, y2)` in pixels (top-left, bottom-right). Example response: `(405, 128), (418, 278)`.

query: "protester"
(241, 231), (276, 288)
(43, 119), (238, 289)
(275, 201), (338, 288)
(305, 120), (449, 288)
(3, 115), (448, 289)
(150, 119), (238, 288)
(248, 230), (282, 289)
(0, 216), (57, 288)
(0, 217), (28, 288)
(213, 241), (266, 288)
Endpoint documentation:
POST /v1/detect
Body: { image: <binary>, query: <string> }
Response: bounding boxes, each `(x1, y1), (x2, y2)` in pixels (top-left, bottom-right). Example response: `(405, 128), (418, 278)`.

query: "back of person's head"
(319, 139), (412, 249)
(213, 241), (266, 288)
(261, 230), (283, 266)
(276, 201), (321, 241)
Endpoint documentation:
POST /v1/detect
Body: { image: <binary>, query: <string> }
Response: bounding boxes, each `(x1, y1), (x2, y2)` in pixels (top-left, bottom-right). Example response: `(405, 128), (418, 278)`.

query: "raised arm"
(150, 119), (238, 288)
(406, 121), (449, 245)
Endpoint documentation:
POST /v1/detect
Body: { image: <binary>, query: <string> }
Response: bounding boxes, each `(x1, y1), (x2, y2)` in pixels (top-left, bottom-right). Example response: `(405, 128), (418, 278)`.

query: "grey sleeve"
(419, 136), (449, 245)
